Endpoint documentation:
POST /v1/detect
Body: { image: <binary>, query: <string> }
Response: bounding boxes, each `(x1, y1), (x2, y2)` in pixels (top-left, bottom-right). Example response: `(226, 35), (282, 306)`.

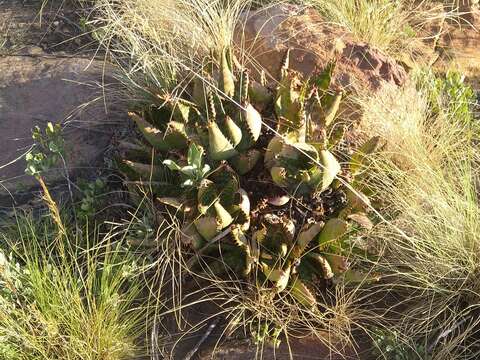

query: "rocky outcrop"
(235, 4), (407, 91)
(0, 52), (126, 206)
(430, 1), (480, 87)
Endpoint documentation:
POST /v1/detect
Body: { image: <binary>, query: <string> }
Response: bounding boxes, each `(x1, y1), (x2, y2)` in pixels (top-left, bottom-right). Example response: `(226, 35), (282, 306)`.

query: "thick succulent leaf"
(233, 225), (260, 260)
(196, 125), (209, 145)
(289, 278), (316, 308)
(210, 166), (239, 207)
(328, 124), (346, 148)
(231, 228), (256, 276)
(234, 188), (251, 231)
(207, 92), (217, 119)
(230, 149), (261, 175)
(280, 48), (291, 78)
(243, 246), (254, 276)
(279, 142), (319, 171)
(122, 160), (169, 181)
(320, 150), (341, 189)
(118, 140), (147, 152)
(323, 91), (342, 127)
(220, 47), (235, 98)
(263, 214), (295, 249)
(213, 201), (234, 229)
(180, 224), (205, 250)
(350, 136), (382, 176)
(197, 179), (218, 214)
(267, 194), (291, 206)
(232, 225), (248, 248)
(264, 136), (284, 168)
(129, 112), (169, 151)
(308, 150), (341, 192)
(118, 140), (151, 161)
(187, 143), (204, 169)
(261, 264), (291, 292)
(324, 254), (349, 275)
(238, 69), (250, 104)
(237, 103), (262, 151)
(207, 121), (238, 160)
(309, 253), (334, 279)
(312, 61), (335, 93)
(126, 180), (180, 198)
(270, 166), (289, 187)
(157, 197), (185, 210)
(194, 216), (220, 240)
(162, 159), (182, 172)
(318, 218), (348, 247)
(193, 76), (207, 108)
(340, 269), (381, 285)
(144, 104), (171, 128)
(232, 227), (257, 276)
(223, 116), (243, 147)
(171, 100), (193, 124)
(275, 72), (302, 125)
(164, 121), (188, 149)
(342, 188), (371, 214)
(253, 226), (267, 247)
(347, 213), (373, 230)
(249, 81), (272, 109)
(292, 222), (324, 258)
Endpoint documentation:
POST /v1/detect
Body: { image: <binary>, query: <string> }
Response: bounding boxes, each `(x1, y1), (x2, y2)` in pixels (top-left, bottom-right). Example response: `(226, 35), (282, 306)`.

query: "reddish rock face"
(234, 4), (407, 91)
(454, 0), (480, 27)
(435, 1), (480, 82)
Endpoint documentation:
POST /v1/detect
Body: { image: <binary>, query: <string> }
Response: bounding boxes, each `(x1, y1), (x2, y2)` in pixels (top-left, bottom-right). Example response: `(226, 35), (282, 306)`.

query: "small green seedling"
(163, 143), (211, 187)
(25, 122), (64, 177)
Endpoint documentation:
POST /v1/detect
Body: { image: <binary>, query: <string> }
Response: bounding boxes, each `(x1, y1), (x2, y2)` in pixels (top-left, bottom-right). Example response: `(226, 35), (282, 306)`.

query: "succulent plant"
(203, 90), (263, 175)
(123, 46), (267, 182)
(163, 143), (211, 188)
(120, 46), (380, 312)
(339, 135), (384, 217)
(159, 153), (250, 247)
(231, 213), (359, 308)
(264, 54), (343, 195)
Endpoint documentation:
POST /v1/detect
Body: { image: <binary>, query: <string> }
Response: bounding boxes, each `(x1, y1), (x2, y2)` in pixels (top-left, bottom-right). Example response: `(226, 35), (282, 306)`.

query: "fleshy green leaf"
(289, 278), (316, 308)
(318, 218), (348, 247)
(208, 121), (238, 160)
(350, 136), (382, 176)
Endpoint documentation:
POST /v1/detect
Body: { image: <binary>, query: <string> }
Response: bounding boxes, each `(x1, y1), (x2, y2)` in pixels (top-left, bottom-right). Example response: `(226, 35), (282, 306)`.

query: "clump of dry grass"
(149, 245), (371, 358)
(357, 74), (480, 359)
(119, 196), (373, 358)
(91, 0), (257, 102)
(0, 210), (149, 360)
(298, 0), (446, 60)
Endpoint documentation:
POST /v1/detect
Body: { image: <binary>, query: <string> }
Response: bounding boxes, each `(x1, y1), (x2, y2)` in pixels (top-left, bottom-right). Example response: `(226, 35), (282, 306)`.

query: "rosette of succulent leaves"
(120, 47), (381, 307)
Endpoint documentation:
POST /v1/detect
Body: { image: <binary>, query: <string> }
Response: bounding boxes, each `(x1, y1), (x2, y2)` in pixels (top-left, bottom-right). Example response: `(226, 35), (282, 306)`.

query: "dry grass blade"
(92, 0), (257, 102)
(357, 74), (480, 359)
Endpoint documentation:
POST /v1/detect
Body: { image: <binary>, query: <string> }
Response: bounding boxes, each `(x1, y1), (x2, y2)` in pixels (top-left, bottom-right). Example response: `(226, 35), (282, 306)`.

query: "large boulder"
(0, 53), (126, 206)
(235, 4), (407, 91)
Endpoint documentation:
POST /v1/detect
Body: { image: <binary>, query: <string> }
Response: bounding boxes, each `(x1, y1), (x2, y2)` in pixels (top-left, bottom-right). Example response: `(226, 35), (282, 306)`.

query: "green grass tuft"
(0, 211), (148, 360)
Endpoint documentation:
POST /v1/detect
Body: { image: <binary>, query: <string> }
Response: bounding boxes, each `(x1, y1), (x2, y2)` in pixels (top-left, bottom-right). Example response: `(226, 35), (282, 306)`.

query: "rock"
(451, 0), (480, 27)
(199, 335), (371, 360)
(432, 1), (480, 88)
(234, 4), (407, 91)
(0, 52), (127, 206)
